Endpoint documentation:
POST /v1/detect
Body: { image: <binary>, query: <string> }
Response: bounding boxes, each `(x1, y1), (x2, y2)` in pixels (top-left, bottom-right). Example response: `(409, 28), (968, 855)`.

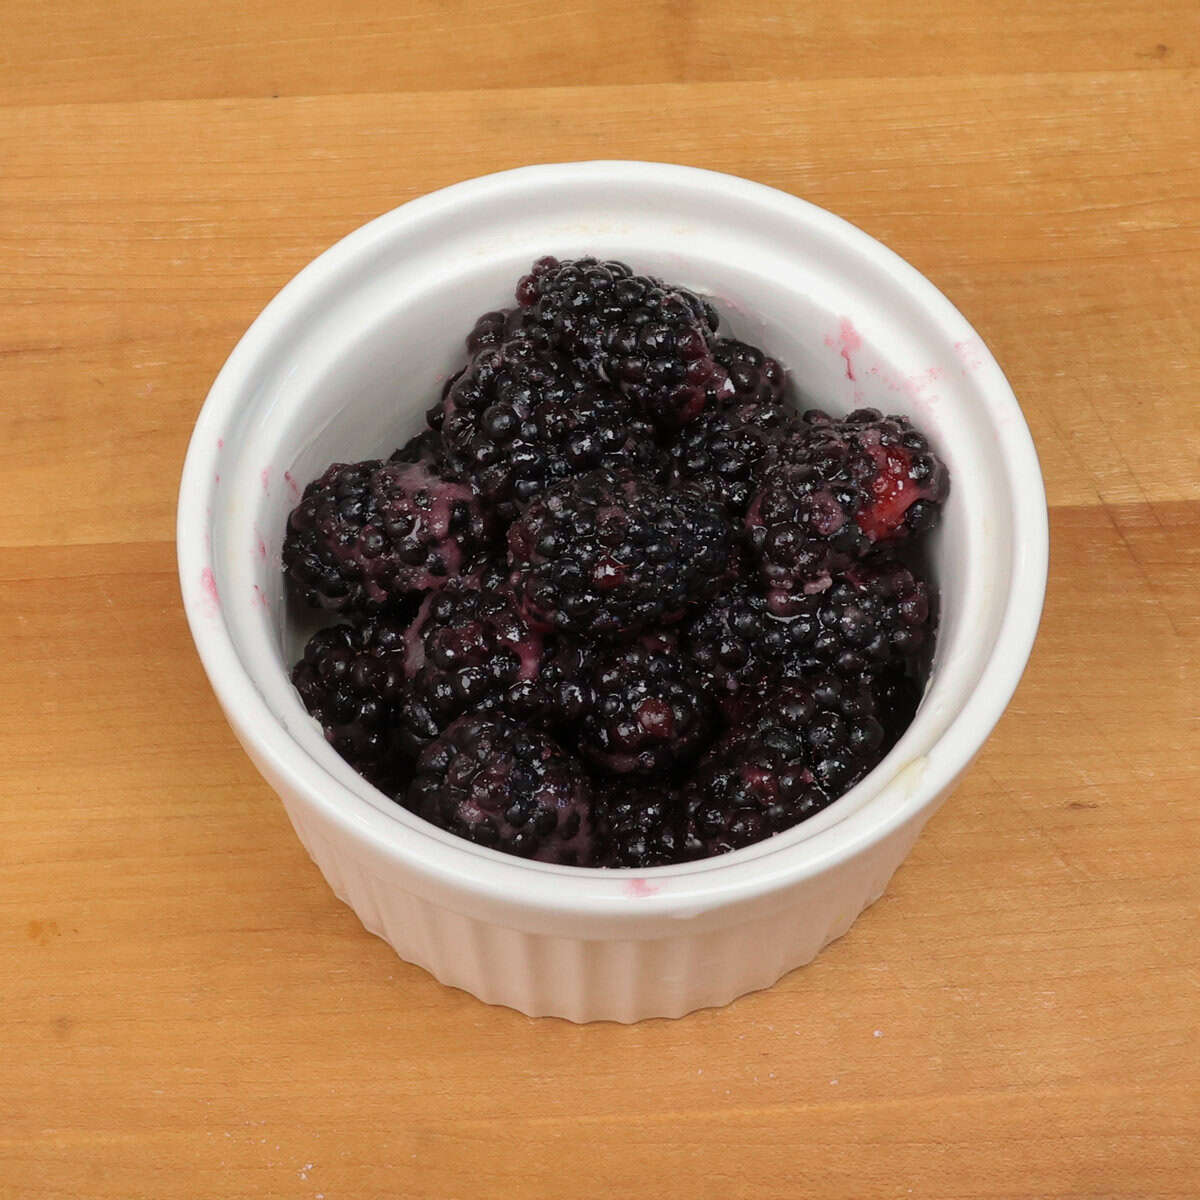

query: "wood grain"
(2, 0), (1194, 106)
(4, 71), (1200, 547)
(1, 3), (1198, 1197)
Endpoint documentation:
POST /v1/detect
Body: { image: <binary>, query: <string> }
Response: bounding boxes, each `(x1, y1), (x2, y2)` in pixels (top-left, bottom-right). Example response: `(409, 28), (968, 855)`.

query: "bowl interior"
(193, 165), (1030, 873)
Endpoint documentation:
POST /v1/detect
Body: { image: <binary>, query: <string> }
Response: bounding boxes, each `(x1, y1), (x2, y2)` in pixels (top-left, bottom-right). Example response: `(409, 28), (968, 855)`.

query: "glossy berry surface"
(579, 633), (714, 776)
(440, 333), (662, 521)
(683, 676), (885, 859)
(668, 394), (796, 516)
(507, 469), (734, 640)
(283, 447), (489, 614)
(291, 616), (415, 790)
(404, 714), (593, 864)
(593, 780), (688, 868)
(285, 258), (948, 867)
(516, 256), (732, 430)
(746, 408), (948, 603)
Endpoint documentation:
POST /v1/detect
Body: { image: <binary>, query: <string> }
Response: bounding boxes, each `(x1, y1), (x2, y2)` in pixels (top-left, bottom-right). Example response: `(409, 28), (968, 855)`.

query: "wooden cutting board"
(2, 3), (1197, 1196)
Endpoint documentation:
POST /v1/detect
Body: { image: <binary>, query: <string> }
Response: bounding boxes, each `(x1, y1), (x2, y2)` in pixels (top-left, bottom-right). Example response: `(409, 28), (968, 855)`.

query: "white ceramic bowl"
(178, 162), (1047, 1023)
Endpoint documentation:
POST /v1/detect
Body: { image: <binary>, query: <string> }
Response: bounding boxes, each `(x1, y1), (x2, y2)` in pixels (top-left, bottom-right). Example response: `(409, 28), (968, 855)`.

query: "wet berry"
(746, 408), (948, 602)
(291, 616), (415, 790)
(439, 334), (662, 521)
(593, 779), (688, 868)
(287, 260), (949, 868)
(404, 714), (594, 865)
(397, 566), (547, 754)
(713, 337), (788, 406)
(668, 395), (797, 515)
(507, 469), (735, 640)
(580, 633), (714, 776)
(283, 445), (490, 614)
(515, 256), (733, 430)
(683, 676), (886, 858)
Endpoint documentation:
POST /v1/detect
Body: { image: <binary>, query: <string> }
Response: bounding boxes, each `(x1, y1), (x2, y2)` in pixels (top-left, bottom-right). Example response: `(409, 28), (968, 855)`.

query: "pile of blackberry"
(284, 258), (949, 867)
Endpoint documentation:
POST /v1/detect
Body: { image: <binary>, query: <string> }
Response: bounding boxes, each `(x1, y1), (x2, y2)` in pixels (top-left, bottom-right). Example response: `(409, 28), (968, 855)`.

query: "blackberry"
(440, 334), (662, 521)
(291, 617), (415, 790)
(504, 637), (598, 729)
(665, 338), (795, 515)
(745, 408), (947, 601)
(683, 559), (933, 718)
(822, 409), (949, 543)
(668, 395), (797, 515)
(404, 714), (594, 865)
(682, 574), (809, 719)
(515, 256), (732, 430)
(579, 633), (714, 777)
(798, 558), (933, 678)
(683, 676), (886, 858)
(593, 779), (688, 868)
(397, 566), (547, 754)
(374, 455), (491, 572)
(283, 449), (490, 614)
(283, 460), (385, 613)
(713, 337), (788, 406)
(464, 307), (541, 355)
(507, 469), (735, 640)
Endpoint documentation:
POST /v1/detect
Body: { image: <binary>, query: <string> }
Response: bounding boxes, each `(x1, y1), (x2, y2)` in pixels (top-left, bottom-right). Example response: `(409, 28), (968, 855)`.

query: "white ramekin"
(178, 162), (1047, 1022)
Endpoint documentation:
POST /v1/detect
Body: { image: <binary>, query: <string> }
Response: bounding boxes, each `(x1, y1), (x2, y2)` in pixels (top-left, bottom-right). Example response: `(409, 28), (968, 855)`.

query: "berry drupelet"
(507, 468), (735, 640)
(463, 307), (541, 356)
(404, 714), (594, 865)
(515, 256), (733, 430)
(579, 633), (714, 777)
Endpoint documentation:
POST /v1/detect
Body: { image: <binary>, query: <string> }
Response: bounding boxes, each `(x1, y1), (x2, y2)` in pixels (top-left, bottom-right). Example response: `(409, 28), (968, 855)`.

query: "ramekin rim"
(178, 160), (1048, 918)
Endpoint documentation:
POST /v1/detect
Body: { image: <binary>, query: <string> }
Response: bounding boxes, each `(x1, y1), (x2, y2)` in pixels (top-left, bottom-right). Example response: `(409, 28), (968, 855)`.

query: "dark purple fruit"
(746, 408), (948, 603)
(668, 395), (797, 516)
(579, 633), (714, 776)
(712, 338), (788, 406)
(593, 779), (688, 868)
(515, 256), (733, 430)
(404, 714), (594, 865)
(439, 334), (661, 521)
(283, 443), (490, 614)
(683, 676), (886, 858)
(397, 566), (547, 754)
(507, 468), (735, 640)
(291, 616), (415, 790)
(683, 557), (932, 716)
